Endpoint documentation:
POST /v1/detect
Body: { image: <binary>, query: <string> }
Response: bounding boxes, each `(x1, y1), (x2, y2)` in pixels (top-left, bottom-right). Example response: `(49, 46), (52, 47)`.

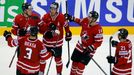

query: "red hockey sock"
(70, 62), (78, 75)
(55, 57), (63, 74)
(76, 62), (85, 75)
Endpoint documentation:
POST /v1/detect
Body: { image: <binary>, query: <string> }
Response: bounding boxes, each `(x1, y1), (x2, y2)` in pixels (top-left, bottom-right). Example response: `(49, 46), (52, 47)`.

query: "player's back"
(17, 36), (43, 74)
(112, 39), (132, 75)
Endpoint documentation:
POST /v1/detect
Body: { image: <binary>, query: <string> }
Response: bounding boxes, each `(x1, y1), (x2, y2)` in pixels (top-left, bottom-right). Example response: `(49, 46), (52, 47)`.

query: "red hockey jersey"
(11, 13), (40, 35)
(75, 17), (103, 56)
(7, 36), (51, 74)
(112, 39), (132, 75)
(39, 12), (70, 47)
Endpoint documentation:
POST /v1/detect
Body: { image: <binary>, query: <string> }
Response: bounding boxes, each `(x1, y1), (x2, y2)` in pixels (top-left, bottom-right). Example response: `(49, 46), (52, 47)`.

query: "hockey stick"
(66, 41), (70, 68)
(109, 31), (119, 75)
(65, 0), (71, 68)
(46, 56), (53, 75)
(109, 36), (113, 75)
(91, 57), (107, 75)
(78, 41), (107, 75)
(9, 47), (18, 68)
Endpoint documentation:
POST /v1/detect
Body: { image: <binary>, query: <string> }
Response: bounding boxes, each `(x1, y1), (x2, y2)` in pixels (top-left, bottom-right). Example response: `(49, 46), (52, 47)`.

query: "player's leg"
(76, 62), (85, 75)
(54, 47), (63, 75)
(76, 51), (91, 75)
(70, 49), (82, 75)
(70, 61), (78, 75)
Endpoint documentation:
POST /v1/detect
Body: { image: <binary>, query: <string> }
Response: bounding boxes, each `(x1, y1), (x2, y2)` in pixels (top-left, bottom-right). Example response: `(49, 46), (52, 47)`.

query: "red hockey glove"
(65, 31), (72, 41)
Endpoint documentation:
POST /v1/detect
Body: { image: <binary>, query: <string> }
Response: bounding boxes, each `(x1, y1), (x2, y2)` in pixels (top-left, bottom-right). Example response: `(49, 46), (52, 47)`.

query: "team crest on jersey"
(82, 31), (89, 40)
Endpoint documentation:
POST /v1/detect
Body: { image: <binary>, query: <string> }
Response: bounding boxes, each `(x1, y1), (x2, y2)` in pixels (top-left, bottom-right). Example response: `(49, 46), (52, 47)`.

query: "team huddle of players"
(3, 2), (132, 75)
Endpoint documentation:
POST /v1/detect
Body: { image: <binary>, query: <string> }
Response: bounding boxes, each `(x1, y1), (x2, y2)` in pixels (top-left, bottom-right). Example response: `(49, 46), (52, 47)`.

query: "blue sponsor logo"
(26, 0), (134, 26)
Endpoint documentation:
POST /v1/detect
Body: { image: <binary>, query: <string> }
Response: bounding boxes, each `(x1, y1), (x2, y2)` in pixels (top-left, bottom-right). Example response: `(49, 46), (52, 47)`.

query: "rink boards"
(0, 26), (134, 36)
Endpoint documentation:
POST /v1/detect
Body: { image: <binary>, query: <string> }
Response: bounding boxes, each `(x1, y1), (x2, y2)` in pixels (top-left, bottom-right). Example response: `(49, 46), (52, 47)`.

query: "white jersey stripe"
(17, 64), (39, 73)
(18, 61), (40, 69)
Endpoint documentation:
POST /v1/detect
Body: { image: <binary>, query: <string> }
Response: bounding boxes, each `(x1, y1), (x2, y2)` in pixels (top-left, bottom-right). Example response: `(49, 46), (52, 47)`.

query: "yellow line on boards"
(0, 26), (134, 36)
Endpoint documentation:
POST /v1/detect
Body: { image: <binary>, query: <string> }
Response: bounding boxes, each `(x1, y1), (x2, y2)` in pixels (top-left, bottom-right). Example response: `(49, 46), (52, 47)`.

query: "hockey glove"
(107, 56), (117, 64)
(65, 31), (72, 41)
(3, 30), (11, 41)
(64, 13), (75, 22)
(43, 31), (53, 39)
(49, 23), (57, 31)
(111, 40), (118, 47)
(18, 29), (27, 36)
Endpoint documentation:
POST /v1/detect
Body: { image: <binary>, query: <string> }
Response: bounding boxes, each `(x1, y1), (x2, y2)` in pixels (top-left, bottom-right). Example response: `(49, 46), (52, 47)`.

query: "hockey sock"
(70, 61), (78, 75)
(55, 57), (63, 74)
(76, 62), (85, 75)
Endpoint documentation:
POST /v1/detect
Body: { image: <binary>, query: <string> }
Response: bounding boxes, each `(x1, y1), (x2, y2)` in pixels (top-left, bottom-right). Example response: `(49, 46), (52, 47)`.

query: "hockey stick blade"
(66, 60), (70, 68)
(66, 41), (70, 68)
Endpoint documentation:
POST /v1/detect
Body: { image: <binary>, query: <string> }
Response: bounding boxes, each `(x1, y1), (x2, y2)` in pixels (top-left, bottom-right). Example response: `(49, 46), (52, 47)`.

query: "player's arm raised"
(64, 13), (83, 25)
(63, 14), (72, 41)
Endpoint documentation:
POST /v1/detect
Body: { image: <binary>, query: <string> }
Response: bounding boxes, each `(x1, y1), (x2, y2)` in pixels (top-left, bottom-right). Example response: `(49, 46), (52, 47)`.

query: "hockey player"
(39, 2), (72, 75)
(3, 26), (52, 75)
(11, 2), (41, 37)
(10, 3), (47, 74)
(65, 11), (103, 75)
(107, 28), (132, 75)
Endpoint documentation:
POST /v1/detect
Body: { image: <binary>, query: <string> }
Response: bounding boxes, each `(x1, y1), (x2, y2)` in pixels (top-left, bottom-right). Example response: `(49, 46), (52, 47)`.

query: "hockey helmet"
(50, 2), (59, 9)
(88, 11), (99, 20)
(22, 3), (33, 11)
(118, 28), (128, 39)
(29, 26), (39, 36)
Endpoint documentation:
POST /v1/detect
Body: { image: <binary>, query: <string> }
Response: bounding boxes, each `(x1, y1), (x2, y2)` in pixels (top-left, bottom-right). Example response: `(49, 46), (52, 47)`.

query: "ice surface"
(0, 35), (134, 75)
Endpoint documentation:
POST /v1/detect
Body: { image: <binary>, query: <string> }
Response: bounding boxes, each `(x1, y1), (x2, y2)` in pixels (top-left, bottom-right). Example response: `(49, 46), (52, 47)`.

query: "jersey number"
(24, 48), (32, 59)
(121, 46), (126, 50)
(127, 50), (132, 63)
